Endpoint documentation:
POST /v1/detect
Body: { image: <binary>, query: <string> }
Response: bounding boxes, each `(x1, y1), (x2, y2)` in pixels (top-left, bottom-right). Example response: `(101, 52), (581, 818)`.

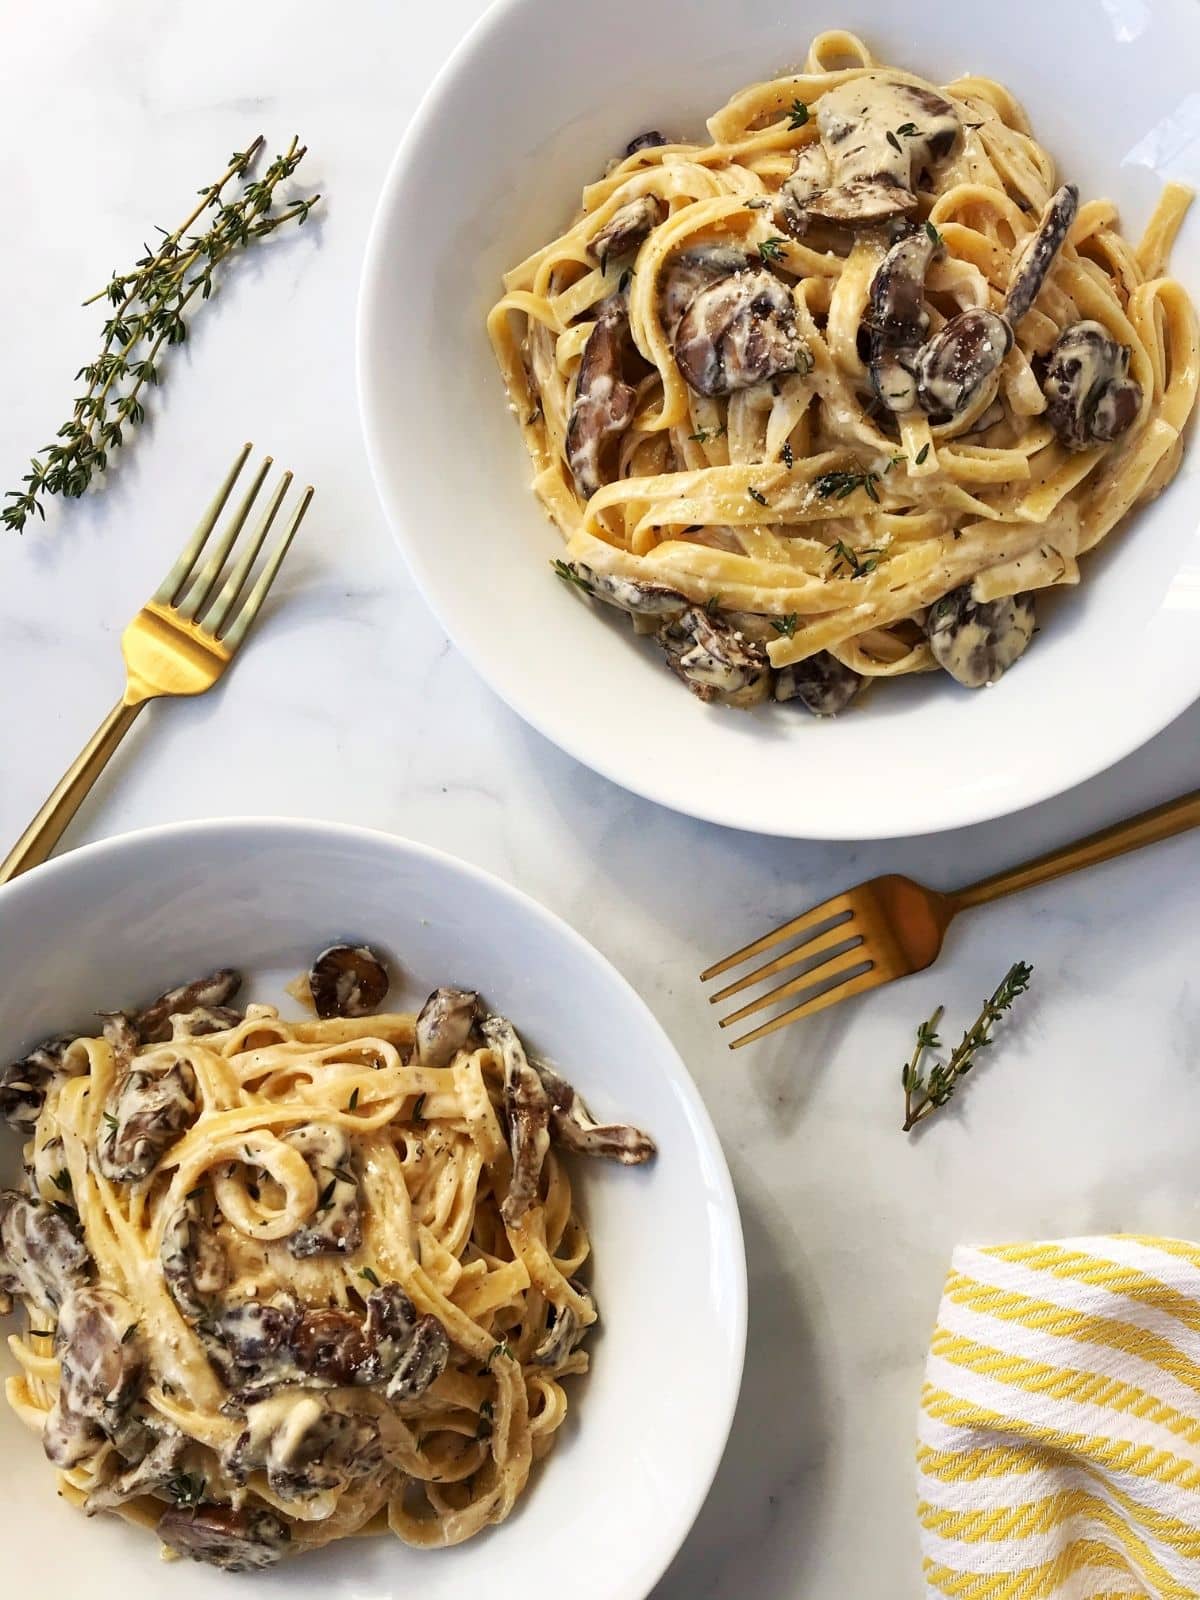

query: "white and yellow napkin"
(918, 1237), (1200, 1599)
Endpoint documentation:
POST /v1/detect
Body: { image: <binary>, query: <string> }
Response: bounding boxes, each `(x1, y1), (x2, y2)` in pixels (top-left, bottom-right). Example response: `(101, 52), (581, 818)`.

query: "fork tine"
(726, 967), (886, 1050)
(201, 473), (293, 636)
(174, 457), (273, 622)
(218, 485), (313, 650)
(152, 442), (253, 605)
(717, 944), (872, 1029)
(699, 892), (855, 983)
(707, 916), (861, 1004)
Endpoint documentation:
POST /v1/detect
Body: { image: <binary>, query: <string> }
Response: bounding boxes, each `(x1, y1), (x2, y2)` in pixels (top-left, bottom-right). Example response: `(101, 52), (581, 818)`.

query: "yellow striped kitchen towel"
(918, 1237), (1200, 1599)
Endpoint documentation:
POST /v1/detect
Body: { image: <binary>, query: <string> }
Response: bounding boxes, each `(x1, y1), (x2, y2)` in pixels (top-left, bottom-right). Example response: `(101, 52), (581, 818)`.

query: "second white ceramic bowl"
(359, 0), (1200, 838)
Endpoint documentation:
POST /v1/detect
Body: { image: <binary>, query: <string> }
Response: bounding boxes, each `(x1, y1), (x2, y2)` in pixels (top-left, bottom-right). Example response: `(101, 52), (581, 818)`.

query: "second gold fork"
(0, 444), (312, 884)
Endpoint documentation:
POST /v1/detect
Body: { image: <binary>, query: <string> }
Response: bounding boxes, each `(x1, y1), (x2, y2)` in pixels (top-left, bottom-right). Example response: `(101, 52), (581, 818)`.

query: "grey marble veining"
(2, 3), (1200, 1594)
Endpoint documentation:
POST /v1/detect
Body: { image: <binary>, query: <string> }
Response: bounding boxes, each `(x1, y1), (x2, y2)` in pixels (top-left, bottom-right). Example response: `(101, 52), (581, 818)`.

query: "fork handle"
(951, 787), (1200, 911)
(0, 699), (145, 885)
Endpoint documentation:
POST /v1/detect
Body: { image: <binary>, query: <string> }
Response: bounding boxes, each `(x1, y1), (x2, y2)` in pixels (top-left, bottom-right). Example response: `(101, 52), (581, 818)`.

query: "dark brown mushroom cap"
(801, 76), (961, 227)
(867, 227), (941, 412)
(0, 1189), (92, 1315)
(626, 130), (668, 156)
(98, 1057), (199, 1184)
(588, 195), (666, 272)
(0, 1035), (80, 1132)
(214, 1294), (301, 1371)
(415, 986), (481, 1068)
(674, 269), (805, 398)
(775, 652), (864, 716)
(915, 307), (1014, 422)
(566, 296), (638, 500)
(1006, 184), (1079, 324)
(134, 969), (242, 1045)
(927, 586), (1036, 687)
(573, 565), (689, 620)
(43, 1286), (145, 1469)
(1043, 320), (1142, 450)
(660, 246), (750, 340)
(536, 1062), (656, 1165)
(657, 607), (773, 704)
(157, 1503), (291, 1572)
(308, 943), (390, 1019)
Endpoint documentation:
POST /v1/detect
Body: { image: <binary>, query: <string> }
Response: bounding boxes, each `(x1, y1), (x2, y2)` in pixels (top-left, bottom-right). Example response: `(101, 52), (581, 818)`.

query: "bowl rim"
(0, 813), (748, 1600)
(356, 0), (1200, 841)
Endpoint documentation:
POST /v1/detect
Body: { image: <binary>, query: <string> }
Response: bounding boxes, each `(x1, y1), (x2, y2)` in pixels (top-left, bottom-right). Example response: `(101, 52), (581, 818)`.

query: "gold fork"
(0, 443), (313, 885)
(701, 786), (1200, 1048)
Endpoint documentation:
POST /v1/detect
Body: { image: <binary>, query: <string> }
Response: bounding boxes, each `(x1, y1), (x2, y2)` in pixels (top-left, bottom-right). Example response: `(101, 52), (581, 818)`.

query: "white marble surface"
(2, 2), (1200, 1593)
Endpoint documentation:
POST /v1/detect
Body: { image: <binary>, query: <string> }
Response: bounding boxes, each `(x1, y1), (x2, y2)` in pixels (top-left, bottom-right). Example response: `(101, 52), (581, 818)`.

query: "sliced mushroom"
(1006, 184), (1079, 324)
(867, 227), (940, 413)
(157, 1503), (291, 1572)
(0, 1035), (80, 1132)
(214, 1293), (302, 1377)
(915, 307), (1013, 422)
(415, 987), (481, 1068)
(566, 295), (637, 499)
(229, 1393), (382, 1502)
(775, 652), (864, 716)
(0, 1190), (92, 1316)
(533, 1281), (596, 1369)
(778, 143), (832, 232)
(657, 607), (773, 705)
(927, 586), (1036, 687)
(43, 1286), (145, 1469)
(100, 1010), (139, 1070)
(86, 1426), (187, 1510)
(134, 969), (242, 1045)
(535, 1063), (656, 1165)
(169, 1006), (243, 1040)
(1043, 320), (1142, 450)
(674, 269), (805, 397)
(98, 1056), (199, 1183)
(289, 1285), (448, 1398)
(481, 1015), (551, 1225)
(793, 77), (960, 228)
(626, 130), (668, 156)
(162, 1193), (229, 1323)
(660, 246), (749, 340)
(308, 943), (390, 1019)
(284, 1123), (361, 1259)
(383, 1310), (451, 1402)
(572, 564), (689, 619)
(589, 195), (666, 272)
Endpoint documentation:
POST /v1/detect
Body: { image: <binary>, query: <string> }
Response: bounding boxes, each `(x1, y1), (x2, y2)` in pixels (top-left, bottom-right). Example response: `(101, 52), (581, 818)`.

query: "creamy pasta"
(0, 951), (654, 1570)
(488, 31), (1199, 714)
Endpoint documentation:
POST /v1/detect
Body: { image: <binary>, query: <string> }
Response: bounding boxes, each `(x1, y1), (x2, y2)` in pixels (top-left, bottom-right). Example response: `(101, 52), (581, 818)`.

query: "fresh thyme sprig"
(815, 468), (881, 503)
(4, 136), (319, 533)
(551, 558), (592, 593)
(758, 236), (788, 264)
(827, 539), (882, 578)
(901, 961), (1033, 1132)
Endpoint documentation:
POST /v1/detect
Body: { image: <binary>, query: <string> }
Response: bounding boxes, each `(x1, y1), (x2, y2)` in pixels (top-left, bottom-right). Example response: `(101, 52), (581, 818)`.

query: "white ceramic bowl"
(359, 0), (1200, 839)
(0, 820), (745, 1600)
